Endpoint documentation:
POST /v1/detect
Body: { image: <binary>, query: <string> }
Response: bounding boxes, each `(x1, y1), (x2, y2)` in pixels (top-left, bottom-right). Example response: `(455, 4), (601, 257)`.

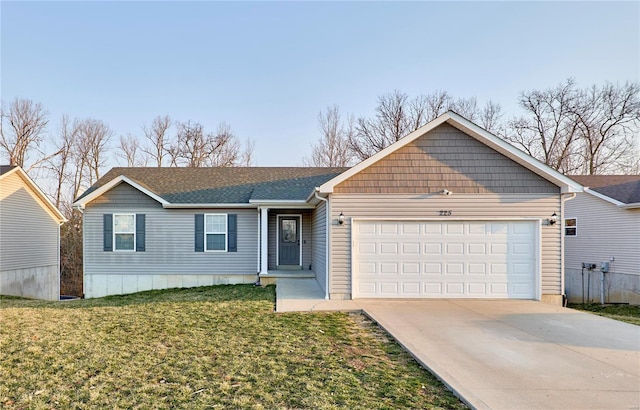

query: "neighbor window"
(565, 218), (577, 236)
(205, 214), (227, 251)
(114, 214), (135, 250)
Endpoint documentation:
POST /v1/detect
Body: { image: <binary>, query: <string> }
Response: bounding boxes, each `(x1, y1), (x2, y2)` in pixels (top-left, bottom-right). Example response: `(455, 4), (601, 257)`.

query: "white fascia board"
(619, 202), (640, 209)
(318, 111), (583, 194)
(73, 175), (169, 209)
(583, 188), (625, 206)
(2, 167), (67, 223)
(248, 200), (316, 209)
(163, 203), (256, 209)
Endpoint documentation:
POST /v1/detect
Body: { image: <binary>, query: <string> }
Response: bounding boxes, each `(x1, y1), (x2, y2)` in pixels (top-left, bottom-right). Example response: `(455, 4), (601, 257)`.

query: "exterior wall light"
(338, 212), (345, 225)
(549, 212), (558, 225)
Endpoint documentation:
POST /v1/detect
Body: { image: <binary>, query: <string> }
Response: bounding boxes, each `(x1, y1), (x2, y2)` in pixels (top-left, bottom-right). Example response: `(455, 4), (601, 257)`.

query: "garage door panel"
(402, 242), (420, 254)
(354, 221), (537, 299)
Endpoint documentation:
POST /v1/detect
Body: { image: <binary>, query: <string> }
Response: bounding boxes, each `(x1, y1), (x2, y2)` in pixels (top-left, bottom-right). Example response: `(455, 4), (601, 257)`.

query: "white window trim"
(205, 213), (228, 252)
(565, 217), (577, 237)
(114, 213), (136, 252)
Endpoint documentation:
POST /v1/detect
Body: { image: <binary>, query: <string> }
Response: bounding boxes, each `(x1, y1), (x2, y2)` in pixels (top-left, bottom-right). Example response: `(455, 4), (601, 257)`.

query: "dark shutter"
(136, 214), (146, 252)
(103, 214), (113, 252)
(228, 214), (237, 252)
(195, 214), (204, 252)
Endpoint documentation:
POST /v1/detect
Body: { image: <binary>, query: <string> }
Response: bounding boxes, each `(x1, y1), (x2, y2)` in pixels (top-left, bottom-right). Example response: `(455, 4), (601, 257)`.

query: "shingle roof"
(0, 165), (16, 176)
(78, 167), (349, 204)
(569, 175), (640, 204)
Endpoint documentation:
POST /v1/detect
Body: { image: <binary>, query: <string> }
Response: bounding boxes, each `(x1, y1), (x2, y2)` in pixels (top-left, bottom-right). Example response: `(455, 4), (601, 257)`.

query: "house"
(0, 165), (67, 300)
(564, 175), (640, 305)
(73, 112), (582, 304)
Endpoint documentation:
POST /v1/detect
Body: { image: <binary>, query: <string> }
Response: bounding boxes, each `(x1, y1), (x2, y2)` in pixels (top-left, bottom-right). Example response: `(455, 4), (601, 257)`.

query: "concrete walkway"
(276, 278), (640, 410)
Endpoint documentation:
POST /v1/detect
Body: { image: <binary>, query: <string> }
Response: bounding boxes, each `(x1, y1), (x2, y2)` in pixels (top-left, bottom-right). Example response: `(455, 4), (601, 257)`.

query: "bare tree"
(348, 90), (503, 160)
(506, 79), (582, 173)
(169, 121), (251, 167)
(141, 115), (171, 167)
(505, 79), (640, 174)
(117, 134), (143, 167)
(45, 115), (76, 208)
(77, 118), (113, 181)
(0, 98), (51, 169)
(350, 90), (413, 160)
(303, 105), (355, 167)
(573, 82), (640, 174)
(240, 138), (255, 167)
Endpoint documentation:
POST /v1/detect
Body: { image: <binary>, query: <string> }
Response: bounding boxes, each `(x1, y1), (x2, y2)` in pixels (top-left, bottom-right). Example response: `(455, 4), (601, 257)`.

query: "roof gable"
(73, 167), (347, 208)
(0, 166), (66, 223)
(333, 123), (558, 194)
(319, 111), (583, 194)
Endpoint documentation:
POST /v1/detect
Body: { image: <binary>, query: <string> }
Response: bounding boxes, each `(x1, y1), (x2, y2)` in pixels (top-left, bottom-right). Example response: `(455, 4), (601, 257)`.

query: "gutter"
(560, 192), (577, 305)
(315, 189), (330, 300)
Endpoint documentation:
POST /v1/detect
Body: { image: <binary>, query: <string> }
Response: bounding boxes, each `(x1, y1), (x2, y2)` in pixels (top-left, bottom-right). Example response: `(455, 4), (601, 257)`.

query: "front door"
(278, 216), (300, 266)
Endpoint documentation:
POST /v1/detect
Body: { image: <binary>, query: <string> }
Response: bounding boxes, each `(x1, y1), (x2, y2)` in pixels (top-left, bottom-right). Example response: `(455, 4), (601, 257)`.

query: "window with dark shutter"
(103, 214), (113, 252)
(195, 214), (204, 252)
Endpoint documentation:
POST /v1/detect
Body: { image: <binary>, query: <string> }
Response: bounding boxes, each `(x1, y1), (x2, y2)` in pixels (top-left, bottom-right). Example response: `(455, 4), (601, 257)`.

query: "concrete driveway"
(358, 299), (640, 410)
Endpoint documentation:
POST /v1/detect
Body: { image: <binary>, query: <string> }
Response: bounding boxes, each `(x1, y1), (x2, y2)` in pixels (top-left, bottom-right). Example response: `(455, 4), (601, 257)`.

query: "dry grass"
(0, 285), (465, 409)
(568, 303), (640, 326)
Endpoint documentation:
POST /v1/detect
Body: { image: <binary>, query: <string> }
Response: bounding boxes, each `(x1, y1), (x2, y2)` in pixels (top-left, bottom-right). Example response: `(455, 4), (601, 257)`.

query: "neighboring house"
(73, 112), (582, 304)
(0, 165), (67, 300)
(564, 175), (640, 305)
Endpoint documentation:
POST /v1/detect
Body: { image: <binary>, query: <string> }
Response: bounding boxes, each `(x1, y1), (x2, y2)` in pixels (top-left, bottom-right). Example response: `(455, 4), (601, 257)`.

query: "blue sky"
(2, 1), (638, 167)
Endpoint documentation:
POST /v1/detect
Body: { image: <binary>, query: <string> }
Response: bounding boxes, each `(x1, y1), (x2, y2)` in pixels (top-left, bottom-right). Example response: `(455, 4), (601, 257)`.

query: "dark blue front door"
(279, 217), (300, 265)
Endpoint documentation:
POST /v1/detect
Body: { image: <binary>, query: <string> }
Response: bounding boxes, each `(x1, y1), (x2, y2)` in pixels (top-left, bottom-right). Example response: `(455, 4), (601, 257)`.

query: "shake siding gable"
(335, 124), (557, 194)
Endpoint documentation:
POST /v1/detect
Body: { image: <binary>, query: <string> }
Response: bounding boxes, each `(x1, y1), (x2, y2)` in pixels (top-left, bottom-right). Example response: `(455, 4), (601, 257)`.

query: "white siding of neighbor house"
(0, 171), (60, 300)
(328, 193), (561, 300)
(564, 192), (640, 304)
(311, 201), (327, 293)
(565, 192), (640, 276)
(83, 182), (259, 297)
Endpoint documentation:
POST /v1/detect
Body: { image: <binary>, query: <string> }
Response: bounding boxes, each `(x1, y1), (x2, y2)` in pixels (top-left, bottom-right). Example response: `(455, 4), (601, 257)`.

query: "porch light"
(549, 212), (558, 225)
(338, 212), (345, 225)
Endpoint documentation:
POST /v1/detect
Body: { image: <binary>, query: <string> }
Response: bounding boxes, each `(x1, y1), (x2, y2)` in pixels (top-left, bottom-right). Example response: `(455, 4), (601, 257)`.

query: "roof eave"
(72, 175), (170, 209)
(619, 202), (640, 209)
(163, 203), (257, 209)
(1, 167), (67, 223)
(583, 188), (626, 206)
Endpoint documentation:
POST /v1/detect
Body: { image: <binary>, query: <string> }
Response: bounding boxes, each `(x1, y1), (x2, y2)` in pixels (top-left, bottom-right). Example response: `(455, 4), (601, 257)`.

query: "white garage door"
(354, 220), (538, 299)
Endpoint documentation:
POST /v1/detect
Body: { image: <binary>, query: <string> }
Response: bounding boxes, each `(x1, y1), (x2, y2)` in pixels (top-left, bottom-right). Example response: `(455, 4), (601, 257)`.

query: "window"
(205, 214), (227, 251)
(114, 214), (135, 250)
(565, 218), (577, 236)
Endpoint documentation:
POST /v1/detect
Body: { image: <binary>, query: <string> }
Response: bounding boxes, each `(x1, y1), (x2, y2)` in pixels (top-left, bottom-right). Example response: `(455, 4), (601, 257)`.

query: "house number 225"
(439, 210), (452, 216)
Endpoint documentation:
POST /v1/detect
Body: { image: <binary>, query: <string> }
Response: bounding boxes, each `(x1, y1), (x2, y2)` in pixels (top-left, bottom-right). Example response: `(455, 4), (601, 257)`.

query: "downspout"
(315, 189), (330, 300)
(561, 192), (577, 306)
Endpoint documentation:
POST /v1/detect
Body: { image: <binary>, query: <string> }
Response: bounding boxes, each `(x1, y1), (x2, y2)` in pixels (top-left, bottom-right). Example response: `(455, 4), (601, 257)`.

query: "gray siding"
(329, 193), (561, 299)
(565, 192), (640, 276)
(84, 182), (258, 277)
(335, 123), (558, 194)
(311, 201), (327, 292)
(267, 210), (312, 270)
(0, 172), (59, 272)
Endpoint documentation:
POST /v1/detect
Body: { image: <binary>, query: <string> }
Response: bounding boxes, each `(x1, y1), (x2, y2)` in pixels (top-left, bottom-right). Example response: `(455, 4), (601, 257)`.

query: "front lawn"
(0, 285), (465, 409)
(569, 303), (640, 326)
